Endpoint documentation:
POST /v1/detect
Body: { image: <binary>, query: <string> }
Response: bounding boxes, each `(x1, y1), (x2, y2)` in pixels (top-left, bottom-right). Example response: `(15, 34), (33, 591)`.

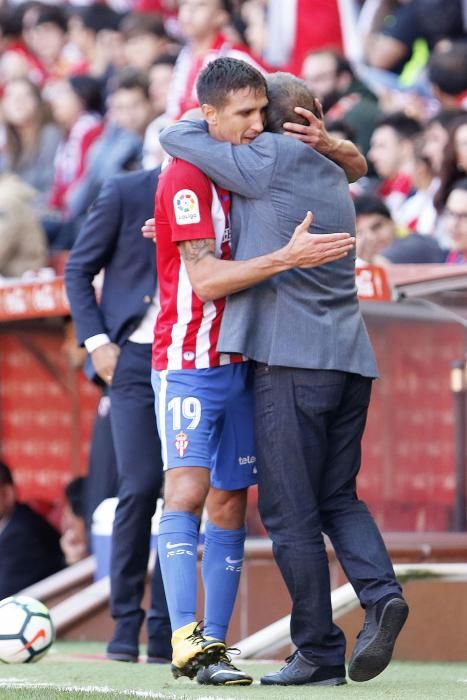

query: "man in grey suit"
(160, 58), (408, 686)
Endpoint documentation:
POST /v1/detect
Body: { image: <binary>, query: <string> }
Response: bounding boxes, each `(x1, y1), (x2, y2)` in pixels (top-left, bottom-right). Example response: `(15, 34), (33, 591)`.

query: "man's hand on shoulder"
(91, 342), (120, 385)
(282, 211), (355, 269)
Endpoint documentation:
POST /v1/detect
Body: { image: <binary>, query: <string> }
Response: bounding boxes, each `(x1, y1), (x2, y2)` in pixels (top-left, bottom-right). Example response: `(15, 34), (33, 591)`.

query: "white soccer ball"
(0, 596), (55, 663)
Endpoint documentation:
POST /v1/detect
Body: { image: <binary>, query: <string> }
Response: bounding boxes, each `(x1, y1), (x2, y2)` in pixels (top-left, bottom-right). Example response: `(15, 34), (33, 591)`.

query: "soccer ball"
(0, 596), (55, 663)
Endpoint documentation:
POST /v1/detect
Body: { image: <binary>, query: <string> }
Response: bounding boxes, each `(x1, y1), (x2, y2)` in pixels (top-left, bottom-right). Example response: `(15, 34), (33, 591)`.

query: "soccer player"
(152, 66), (357, 684)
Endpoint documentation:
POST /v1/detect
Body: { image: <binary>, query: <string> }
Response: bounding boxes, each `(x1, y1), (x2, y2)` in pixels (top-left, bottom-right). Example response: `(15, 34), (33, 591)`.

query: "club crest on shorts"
(173, 189), (200, 224)
(175, 431), (189, 457)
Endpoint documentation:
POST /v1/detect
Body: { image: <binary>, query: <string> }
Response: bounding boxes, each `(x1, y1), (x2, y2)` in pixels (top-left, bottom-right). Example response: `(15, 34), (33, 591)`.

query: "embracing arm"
(179, 212), (354, 302)
(283, 106), (368, 182)
(160, 120), (274, 197)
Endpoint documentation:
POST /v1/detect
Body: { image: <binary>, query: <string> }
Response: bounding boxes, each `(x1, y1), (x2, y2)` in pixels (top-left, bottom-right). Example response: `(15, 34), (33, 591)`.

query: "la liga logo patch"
(173, 189), (200, 224)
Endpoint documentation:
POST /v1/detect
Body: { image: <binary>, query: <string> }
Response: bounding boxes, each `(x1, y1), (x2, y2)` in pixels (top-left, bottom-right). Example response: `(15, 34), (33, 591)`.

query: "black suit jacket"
(65, 168), (159, 349)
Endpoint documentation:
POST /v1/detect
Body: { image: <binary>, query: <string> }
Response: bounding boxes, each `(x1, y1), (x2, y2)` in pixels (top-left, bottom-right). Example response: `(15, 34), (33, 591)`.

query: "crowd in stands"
(1, 0), (467, 582)
(0, 0), (465, 278)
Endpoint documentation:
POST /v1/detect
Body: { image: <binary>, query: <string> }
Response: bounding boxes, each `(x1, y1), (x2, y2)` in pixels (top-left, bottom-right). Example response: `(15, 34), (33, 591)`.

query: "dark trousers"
(254, 365), (401, 666)
(109, 341), (170, 644)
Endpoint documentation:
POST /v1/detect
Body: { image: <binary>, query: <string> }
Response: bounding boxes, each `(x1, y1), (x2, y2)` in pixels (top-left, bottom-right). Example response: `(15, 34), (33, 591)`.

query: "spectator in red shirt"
(43, 75), (104, 249)
(368, 112), (422, 216)
(165, 0), (266, 120)
(0, 8), (46, 87)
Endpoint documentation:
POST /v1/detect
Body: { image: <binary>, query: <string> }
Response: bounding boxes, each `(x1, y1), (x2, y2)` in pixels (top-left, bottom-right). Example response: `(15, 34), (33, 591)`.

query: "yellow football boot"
(171, 621), (225, 679)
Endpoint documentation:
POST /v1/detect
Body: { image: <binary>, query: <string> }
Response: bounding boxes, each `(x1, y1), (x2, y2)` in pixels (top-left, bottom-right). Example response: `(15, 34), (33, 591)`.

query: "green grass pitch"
(0, 642), (466, 699)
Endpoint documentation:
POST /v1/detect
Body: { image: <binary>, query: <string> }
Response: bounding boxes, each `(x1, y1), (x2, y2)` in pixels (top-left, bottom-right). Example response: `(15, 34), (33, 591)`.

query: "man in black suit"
(0, 461), (65, 599)
(65, 168), (171, 663)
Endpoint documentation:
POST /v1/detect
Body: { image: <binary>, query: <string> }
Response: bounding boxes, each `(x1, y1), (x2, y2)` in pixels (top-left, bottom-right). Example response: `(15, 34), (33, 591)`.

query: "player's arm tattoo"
(178, 239), (216, 264)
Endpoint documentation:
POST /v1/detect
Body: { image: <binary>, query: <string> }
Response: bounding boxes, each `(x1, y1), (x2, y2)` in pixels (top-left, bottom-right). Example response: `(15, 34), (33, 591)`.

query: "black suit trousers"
(109, 341), (169, 635)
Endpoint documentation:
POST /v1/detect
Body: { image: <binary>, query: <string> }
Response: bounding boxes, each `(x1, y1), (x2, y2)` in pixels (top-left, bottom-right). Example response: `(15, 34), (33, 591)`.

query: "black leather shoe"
(107, 613), (143, 663)
(348, 595), (409, 682)
(260, 651), (346, 686)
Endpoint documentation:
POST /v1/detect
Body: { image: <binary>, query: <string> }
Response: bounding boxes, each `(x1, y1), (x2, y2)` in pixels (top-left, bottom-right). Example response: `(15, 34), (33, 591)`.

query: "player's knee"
(163, 468), (209, 516)
(207, 488), (247, 529)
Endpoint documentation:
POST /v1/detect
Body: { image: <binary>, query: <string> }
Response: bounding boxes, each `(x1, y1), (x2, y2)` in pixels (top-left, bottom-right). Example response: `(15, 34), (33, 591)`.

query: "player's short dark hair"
(353, 194), (392, 220)
(196, 57), (267, 108)
(428, 41), (467, 96)
(375, 111), (422, 140)
(265, 72), (320, 134)
(0, 461), (14, 486)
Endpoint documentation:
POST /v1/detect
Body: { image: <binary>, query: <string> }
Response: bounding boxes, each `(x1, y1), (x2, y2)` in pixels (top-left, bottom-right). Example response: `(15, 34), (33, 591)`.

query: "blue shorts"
(152, 363), (257, 491)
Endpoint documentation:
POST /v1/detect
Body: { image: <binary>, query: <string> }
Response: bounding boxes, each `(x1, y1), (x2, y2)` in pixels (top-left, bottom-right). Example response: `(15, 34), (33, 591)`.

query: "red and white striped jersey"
(152, 158), (244, 370)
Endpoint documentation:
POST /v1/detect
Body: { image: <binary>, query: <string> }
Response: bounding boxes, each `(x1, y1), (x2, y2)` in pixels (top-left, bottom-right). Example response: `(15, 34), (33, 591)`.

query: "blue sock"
(157, 511), (200, 632)
(202, 521), (246, 641)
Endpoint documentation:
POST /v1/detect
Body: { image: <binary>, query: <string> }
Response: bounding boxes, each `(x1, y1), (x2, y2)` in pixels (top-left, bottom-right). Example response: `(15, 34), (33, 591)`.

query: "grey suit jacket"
(160, 121), (378, 378)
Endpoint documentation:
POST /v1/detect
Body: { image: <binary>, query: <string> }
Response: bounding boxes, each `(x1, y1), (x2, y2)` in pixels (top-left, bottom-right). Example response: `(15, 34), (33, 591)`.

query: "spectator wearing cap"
(354, 194), (444, 265)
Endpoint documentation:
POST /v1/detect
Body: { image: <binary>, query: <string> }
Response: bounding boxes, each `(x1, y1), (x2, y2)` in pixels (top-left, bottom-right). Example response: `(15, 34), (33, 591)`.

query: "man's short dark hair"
(196, 57), (267, 108)
(353, 194), (392, 220)
(265, 72), (320, 134)
(0, 461), (14, 486)
(428, 41), (467, 96)
(375, 112), (422, 140)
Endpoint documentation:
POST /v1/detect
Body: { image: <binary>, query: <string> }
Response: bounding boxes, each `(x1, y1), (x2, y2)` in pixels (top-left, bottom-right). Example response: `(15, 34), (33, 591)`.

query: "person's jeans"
(254, 364), (401, 666)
